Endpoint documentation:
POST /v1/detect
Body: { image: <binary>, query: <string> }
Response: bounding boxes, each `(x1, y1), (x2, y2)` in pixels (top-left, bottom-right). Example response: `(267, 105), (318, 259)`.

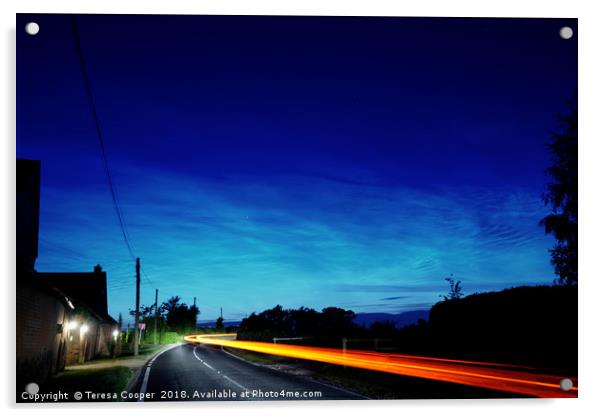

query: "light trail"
(185, 333), (577, 398)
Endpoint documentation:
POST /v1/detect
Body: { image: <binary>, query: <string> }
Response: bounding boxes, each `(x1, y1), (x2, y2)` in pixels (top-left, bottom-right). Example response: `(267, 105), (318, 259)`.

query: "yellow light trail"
(185, 333), (577, 398)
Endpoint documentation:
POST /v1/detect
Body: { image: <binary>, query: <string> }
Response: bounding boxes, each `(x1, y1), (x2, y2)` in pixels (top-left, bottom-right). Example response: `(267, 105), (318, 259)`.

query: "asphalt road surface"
(132, 343), (365, 402)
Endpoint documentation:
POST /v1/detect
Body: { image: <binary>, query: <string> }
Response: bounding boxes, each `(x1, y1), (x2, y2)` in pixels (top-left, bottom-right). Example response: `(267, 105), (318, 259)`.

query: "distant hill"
(354, 310), (429, 328)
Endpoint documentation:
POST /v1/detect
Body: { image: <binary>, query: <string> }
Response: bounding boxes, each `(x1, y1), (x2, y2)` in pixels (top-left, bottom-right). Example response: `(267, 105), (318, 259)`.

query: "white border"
(3, 1), (601, 417)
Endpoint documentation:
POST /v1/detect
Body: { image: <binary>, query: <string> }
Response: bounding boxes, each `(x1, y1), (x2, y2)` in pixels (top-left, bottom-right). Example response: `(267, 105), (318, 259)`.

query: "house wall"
(97, 323), (115, 357)
(17, 276), (118, 381)
(64, 318), (100, 365)
(16, 276), (69, 386)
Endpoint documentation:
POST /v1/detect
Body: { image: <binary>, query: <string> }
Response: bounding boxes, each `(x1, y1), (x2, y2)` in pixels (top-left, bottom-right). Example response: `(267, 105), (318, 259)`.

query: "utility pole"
(153, 288), (159, 345)
(133, 257), (140, 356)
(193, 297), (196, 308)
(220, 307), (223, 319)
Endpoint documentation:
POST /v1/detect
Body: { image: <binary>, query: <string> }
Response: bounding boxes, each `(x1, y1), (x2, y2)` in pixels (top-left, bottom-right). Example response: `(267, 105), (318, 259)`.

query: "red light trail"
(185, 333), (577, 398)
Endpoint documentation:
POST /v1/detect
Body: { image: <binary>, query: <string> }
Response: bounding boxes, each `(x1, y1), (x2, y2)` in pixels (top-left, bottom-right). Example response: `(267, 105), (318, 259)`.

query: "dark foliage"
(215, 316), (224, 331)
(441, 275), (463, 300)
(369, 321), (397, 338)
(237, 286), (576, 372)
(128, 303), (166, 343)
(160, 296), (199, 332)
(541, 98), (578, 285)
(237, 305), (360, 344)
(410, 285), (576, 370)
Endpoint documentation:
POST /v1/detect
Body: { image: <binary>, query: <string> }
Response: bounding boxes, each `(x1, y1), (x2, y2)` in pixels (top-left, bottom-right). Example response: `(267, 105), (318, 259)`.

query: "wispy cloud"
(36, 165), (555, 320)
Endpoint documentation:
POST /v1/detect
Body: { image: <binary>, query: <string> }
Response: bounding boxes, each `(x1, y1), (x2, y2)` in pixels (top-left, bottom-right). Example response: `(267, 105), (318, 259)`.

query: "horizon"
(16, 14), (577, 323)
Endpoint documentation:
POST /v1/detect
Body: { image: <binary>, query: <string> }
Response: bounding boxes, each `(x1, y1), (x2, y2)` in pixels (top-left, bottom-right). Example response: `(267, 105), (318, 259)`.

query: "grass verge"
(77, 344), (167, 368)
(224, 347), (288, 365)
(42, 366), (132, 402)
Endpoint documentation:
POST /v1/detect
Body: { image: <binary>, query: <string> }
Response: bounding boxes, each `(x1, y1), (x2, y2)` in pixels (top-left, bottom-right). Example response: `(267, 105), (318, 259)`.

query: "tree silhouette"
(238, 305), (358, 342)
(129, 304), (154, 321)
(541, 98), (577, 285)
(215, 316), (224, 330)
(441, 275), (463, 301)
(160, 296), (199, 331)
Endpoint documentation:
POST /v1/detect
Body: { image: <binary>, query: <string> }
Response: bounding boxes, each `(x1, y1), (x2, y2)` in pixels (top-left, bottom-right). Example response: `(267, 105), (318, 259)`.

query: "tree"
(541, 98), (577, 285)
(128, 304), (156, 343)
(320, 307), (356, 337)
(441, 275), (463, 301)
(215, 316), (224, 330)
(237, 305), (358, 342)
(369, 321), (397, 337)
(129, 304), (154, 321)
(160, 296), (199, 332)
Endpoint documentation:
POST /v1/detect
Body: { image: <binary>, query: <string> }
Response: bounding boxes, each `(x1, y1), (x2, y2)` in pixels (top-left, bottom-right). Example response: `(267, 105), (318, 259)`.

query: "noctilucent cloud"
(17, 15), (577, 322)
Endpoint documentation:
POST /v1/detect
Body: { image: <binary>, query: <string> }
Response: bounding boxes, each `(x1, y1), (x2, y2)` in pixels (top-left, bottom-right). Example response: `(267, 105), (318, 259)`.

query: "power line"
(71, 16), (152, 286)
(140, 265), (153, 285)
(71, 16), (136, 261)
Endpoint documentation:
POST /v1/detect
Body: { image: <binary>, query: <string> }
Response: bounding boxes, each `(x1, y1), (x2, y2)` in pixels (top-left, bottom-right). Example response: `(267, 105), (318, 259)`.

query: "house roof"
(39, 265), (117, 325)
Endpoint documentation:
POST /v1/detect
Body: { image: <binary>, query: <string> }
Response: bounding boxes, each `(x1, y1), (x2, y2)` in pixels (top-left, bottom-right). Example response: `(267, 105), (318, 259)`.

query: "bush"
(160, 332), (182, 344)
(428, 285), (577, 369)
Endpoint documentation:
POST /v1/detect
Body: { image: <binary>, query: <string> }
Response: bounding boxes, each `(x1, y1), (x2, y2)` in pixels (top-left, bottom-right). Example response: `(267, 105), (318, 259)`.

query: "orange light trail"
(185, 333), (577, 398)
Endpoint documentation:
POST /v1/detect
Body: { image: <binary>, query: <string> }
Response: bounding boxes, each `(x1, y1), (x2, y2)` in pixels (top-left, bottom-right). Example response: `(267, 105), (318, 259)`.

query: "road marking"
(192, 346), (217, 370)
(138, 343), (182, 402)
(203, 362), (216, 371)
(192, 346), (203, 362)
(222, 374), (249, 392)
(192, 345), (250, 392)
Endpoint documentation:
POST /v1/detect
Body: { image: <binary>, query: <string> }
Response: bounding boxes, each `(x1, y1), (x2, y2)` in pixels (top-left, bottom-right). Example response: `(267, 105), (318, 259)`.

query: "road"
(184, 334), (578, 398)
(132, 343), (365, 401)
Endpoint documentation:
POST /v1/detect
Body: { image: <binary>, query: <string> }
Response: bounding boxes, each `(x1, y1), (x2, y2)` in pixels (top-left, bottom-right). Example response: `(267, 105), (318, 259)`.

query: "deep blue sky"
(17, 14), (577, 323)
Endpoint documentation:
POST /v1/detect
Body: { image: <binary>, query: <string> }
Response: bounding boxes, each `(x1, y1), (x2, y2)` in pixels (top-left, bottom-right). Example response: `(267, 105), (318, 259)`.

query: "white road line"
(138, 343), (182, 402)
(192, 347), (203, 362)
(203, 361), (216, 371)
(192, 345), (250, 392)
(222, 374), (249, 392)
(192, 346), (217, 370)
(139, 367), (152, 402)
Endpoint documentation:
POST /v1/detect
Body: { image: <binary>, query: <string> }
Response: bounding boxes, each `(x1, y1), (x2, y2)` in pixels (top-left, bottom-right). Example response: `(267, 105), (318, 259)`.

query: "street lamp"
(80, 324), (89, 335)
(112, 329), (119, 340)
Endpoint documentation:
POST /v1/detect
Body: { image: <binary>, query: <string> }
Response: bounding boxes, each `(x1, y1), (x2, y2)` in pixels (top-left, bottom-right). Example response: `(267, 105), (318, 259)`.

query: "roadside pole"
(134, 257), (140, 355)
(153, 288), (158, 345)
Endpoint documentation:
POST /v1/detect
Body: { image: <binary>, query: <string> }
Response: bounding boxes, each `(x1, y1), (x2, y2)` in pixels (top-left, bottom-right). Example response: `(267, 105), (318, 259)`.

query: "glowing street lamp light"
(112, 329), (119, 340)
(67, 321), (79, 331)
(80, 324), (89, 335)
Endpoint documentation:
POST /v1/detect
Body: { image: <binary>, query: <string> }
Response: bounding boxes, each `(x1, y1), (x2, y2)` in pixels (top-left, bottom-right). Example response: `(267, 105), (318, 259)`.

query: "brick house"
(16, 158), (119, 387)
(40, 266), (119, 362)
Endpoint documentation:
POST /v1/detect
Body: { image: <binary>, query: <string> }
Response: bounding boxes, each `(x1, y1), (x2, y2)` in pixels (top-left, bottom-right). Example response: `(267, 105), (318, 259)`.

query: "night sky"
(16, 14), (577, 323)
